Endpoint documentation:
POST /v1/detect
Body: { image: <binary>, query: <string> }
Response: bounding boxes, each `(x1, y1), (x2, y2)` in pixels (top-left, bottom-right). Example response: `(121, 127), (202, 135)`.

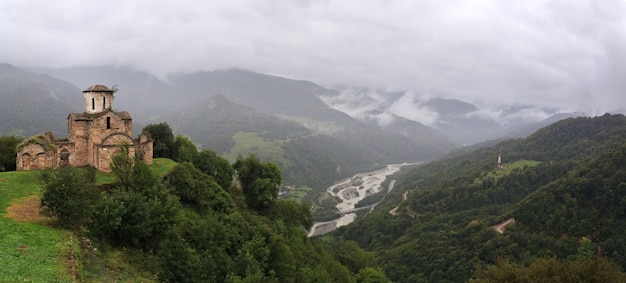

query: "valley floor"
(308, 163), (412, 237)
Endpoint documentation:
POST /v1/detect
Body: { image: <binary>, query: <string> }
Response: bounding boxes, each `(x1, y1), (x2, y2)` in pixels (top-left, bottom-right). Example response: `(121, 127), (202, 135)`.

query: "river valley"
(307, 163), (415, 237)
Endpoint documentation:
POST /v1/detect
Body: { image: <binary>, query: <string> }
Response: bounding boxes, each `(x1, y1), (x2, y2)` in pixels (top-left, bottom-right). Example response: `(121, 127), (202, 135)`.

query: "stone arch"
(97, 133), (135, 172)
(100, 132), (134, 146)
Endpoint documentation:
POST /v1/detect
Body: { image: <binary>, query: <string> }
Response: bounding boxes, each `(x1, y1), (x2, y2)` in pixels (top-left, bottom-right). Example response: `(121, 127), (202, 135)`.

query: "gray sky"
(2, 0), (625, 114)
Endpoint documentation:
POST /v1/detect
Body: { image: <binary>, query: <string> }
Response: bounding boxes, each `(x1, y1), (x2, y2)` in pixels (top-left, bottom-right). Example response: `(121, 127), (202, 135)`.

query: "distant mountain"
(25, 65), (178, 121)
(170, 69), (337, 120)
(0, 63), (80, 136)
(499, 112), (579, 139)
(161, 94), (384, 189)
(168, 69), (454, 161)
(163, 94), (311, 154)
(321, 88), (569, 145)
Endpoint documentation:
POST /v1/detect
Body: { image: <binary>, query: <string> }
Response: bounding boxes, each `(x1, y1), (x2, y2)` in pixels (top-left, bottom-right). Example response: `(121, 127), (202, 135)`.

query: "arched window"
(106, 117), (111, 129)
(103, 97), (106, 110)
(92, 98), (95, 110)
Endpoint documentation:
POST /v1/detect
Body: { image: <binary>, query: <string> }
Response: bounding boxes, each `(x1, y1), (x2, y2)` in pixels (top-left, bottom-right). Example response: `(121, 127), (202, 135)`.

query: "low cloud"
(387, 92), (439, 127)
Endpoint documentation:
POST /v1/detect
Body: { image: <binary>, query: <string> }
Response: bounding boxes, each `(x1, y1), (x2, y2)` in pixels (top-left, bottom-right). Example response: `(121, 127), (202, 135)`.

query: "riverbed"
(307, 163), (413, 237)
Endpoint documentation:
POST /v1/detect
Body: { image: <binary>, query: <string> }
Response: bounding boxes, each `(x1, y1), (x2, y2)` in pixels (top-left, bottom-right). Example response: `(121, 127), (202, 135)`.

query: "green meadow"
(484, 159), (542, 180)
(0, 171), (74, 283)
(224, 131), (287, 162)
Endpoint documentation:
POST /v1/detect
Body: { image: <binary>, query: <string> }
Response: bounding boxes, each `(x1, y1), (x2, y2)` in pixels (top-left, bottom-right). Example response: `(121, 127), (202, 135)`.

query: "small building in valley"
(16, 84), (153, 172)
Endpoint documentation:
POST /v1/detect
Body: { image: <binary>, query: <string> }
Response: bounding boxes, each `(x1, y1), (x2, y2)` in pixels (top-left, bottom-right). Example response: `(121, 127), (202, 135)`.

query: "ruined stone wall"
(16, 144), (55, 170)
(138, 133), (154, 165)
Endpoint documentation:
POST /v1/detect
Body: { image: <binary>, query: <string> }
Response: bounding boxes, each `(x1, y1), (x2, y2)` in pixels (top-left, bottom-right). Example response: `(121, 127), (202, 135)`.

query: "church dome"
(84, 84), (111, 92)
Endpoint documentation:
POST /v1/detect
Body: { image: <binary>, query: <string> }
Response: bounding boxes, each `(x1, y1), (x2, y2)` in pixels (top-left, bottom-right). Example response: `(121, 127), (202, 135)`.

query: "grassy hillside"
(0, 171), (75, 282)
(223, 131), (287, 163)
(0, 158), (177, 282)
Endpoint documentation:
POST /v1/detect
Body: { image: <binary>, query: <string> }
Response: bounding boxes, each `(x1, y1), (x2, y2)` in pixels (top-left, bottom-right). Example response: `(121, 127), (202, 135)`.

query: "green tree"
(158, 229), (212, 283)
(267, 199), (313, 230)
(95, 144), (181, 247)
(165, 162), (234, 214)
(39, 166), (98, 229)
(193, 149), (234, 190)
(233, 154), (282, 212)
(142, 122), (174, 158)
(0, 135), (21, 171)
(172, 135), (198, 163)
(326, 239), (377, 275)
(110, 142), (134, 187)
(355, 267), (391, 283)
(578, 236), (594, 260)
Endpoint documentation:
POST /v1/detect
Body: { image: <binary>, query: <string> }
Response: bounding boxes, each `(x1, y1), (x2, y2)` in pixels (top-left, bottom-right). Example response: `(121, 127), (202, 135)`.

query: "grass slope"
(224, 131), (287, 163)
(0, 171), (74, 283)
(0, 158), (177, 282)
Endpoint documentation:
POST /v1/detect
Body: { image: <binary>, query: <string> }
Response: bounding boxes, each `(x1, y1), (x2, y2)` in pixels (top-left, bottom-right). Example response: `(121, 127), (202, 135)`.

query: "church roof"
(84, 84), (112, 92)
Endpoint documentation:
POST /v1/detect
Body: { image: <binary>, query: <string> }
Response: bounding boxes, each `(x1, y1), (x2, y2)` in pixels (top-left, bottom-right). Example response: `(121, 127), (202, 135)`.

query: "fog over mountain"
(2, 0), (625, 117)
(319, 87), (575, 145)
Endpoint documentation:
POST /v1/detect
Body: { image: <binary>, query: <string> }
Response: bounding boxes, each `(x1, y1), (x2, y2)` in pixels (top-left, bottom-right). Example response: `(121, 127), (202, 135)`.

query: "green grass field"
(224, 131), (287, 163)
(0, 158), (177, 282)
(484, 159), (542, 180)
(282, 186), (313, 201)
(0, 171), (75, 283)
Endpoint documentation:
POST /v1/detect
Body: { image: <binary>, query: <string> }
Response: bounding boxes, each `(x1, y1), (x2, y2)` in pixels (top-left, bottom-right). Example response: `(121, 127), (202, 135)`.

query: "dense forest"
(333, 114), (626, 282)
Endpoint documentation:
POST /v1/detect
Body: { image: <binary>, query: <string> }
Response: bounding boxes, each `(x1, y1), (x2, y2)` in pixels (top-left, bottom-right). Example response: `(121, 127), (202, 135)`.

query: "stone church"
(16, 84), (153, 172)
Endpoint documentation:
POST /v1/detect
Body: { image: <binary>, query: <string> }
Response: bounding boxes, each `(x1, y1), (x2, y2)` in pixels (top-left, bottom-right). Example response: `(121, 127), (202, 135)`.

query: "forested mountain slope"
(333, 113), (626, 282)
(0, 64), (80, 136)
(163, 94), (382, 189)
(169, 69), (455, 161)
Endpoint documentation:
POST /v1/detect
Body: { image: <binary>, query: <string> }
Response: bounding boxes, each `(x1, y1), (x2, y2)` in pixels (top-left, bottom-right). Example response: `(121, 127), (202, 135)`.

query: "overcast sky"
(2, 0), (625, 114)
